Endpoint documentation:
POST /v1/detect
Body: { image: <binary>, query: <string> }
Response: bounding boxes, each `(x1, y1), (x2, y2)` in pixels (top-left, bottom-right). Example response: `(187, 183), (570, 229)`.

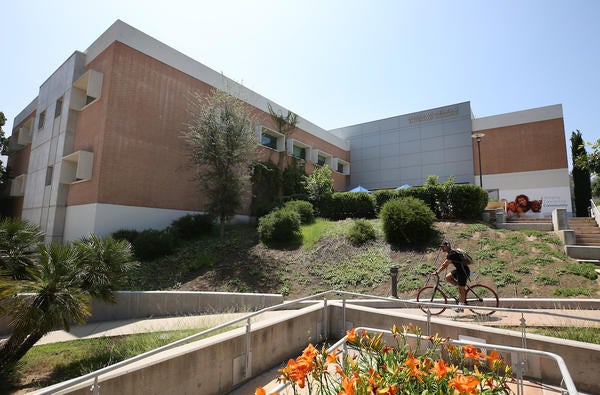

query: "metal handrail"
(268, 326), (578, 394)
(32, 290), (597, 394)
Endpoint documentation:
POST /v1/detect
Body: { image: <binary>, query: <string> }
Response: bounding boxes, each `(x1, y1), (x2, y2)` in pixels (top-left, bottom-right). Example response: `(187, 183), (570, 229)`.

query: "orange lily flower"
(462, 344), (482, 360)
(339, 376), (357, 395)
(449, 374), (481, 395)
(486, 349), (505, 369)
(255, 387), (278, 395)
(326, 349), (340, 366)
(432, 358), (450, 379)
(346, 328), (357, 342)
(403, 351), (427, 382)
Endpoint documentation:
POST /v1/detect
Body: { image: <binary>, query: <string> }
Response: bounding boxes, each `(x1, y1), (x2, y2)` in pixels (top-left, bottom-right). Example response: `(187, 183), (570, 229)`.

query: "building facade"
(5, 20), (571, 242)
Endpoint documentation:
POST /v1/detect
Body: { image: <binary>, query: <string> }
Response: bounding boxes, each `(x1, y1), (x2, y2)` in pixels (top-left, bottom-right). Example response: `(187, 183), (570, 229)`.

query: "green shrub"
(493, 272), (520, 288)
(322, 192), (376, 220)
(284, 200), (315, 224)
(447, 184), (488, 220)
(258, 208), (301, 244)
(112, 229), (139, 245)
(347, 219), (377, 246)
(379, 197), (435, 245)
(373, 190), (405, 213)
(534, 274), (559, 286)
(169, 214), (213, 239)
(133, 229), (176, 260)
(373, 184), (487, 220)
(554, 287), (594, 297)
(556, 262), (598, 280)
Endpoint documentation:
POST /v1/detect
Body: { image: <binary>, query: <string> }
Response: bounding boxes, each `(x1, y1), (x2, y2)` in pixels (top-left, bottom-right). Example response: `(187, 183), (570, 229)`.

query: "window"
(10, 174), (27, 197)
(261, 132), (278, 150)
(72, 69), (104, 110)
(311, 149), (332, 167)
(292, 145), (306, 160)
(258, 126), (284, 151)
(38, 110), (46, 130)
(317, 154), (327, 166)
(54, 97), (63, 118)
(333, 158), (350, 175)
(17, 118), (33, 146)
(45, 166), (53, 186)
(60, 150), (94, 184)
(287, 139), (311, 161)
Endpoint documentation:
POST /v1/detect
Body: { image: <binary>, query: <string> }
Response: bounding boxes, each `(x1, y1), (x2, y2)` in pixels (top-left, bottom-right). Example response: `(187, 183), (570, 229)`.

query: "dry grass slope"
(177, 220), (600, 300)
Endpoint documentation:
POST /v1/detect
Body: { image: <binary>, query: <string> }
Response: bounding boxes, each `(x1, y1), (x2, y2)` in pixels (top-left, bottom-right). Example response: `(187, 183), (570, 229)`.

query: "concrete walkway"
(1, 311), (295, 346)
(6, 306), (597, 347)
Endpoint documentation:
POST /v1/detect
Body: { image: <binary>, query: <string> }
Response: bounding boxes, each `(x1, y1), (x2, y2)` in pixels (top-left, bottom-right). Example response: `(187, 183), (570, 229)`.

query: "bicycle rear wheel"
(466, 284), (499, 315)
(416, 286), (448, 315)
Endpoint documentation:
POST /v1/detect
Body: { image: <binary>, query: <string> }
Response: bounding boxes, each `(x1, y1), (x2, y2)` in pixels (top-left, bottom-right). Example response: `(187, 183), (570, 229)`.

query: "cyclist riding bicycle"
(432, 241), (470, 312)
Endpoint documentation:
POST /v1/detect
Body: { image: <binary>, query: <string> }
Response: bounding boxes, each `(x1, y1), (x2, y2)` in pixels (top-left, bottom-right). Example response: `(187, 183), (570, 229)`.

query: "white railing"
(590, 199), (600, 227)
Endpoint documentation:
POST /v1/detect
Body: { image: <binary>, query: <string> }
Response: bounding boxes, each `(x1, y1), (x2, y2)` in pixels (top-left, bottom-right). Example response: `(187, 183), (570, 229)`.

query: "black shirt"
(447, 250), (469, 271)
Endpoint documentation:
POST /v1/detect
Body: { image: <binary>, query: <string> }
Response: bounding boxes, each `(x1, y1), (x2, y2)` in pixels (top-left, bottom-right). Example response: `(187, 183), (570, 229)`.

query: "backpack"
(454, 248), (473, 265)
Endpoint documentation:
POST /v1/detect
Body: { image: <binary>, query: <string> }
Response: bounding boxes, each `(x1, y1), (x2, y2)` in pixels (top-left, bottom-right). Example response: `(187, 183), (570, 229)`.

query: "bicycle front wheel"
(416, 286), (448, 315)
(466, 284), (499, 316)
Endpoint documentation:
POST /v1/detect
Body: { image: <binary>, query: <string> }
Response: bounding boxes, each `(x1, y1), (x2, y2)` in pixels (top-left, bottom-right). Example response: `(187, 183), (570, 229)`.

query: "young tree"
(0, 219), (136, 374)
(182, 90), (257, 239)
(303, 164), (334, 215)
(571, 130), (592, 216)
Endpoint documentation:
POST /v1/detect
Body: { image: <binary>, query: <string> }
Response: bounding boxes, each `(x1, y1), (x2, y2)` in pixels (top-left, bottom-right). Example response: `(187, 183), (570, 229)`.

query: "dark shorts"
(452, 267), (470, 286)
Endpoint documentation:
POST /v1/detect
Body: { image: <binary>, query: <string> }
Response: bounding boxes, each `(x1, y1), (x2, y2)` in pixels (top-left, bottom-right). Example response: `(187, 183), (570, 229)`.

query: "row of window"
(35, 69), (103, 133)
(9, 150), (94, 197)
(259, 126), (350, 174)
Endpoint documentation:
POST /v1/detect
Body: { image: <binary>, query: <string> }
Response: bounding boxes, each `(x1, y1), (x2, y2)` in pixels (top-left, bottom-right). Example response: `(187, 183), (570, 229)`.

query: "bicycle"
(415, 273), (499, 316)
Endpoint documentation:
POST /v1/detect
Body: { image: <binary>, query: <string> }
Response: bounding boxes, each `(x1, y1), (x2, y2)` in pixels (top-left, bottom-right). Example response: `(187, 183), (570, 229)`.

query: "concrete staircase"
(568, 217), (600, 246)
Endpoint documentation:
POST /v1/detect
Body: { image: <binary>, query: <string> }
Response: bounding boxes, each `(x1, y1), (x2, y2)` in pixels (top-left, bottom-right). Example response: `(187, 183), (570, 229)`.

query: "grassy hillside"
(126, 219), (599, 300)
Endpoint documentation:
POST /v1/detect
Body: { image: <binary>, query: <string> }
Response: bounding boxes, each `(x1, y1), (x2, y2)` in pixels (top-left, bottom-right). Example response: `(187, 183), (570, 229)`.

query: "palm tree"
(0, 219), (136, 374)
(0, 217), (45, 279)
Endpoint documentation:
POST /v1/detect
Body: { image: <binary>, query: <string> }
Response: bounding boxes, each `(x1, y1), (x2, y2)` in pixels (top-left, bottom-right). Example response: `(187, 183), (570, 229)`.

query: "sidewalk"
(9, 306), (598, 347)
(1, 311), (294, 346)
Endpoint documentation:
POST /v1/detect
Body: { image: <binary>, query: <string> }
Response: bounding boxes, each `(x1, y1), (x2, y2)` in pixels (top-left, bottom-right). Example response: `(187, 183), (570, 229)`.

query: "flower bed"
(257, 324), (513, 394)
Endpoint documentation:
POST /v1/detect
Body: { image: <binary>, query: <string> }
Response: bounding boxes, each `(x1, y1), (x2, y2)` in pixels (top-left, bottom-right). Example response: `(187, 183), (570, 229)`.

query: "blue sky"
(2, 0), (599, 166)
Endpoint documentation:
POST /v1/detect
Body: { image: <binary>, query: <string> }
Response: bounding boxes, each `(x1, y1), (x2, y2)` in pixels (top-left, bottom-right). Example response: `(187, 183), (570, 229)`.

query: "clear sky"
(2, 0), (599, 166)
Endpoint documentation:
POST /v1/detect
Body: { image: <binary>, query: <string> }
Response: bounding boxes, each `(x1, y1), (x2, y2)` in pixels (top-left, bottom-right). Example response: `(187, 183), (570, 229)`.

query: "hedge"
(322, 192), (376, 220)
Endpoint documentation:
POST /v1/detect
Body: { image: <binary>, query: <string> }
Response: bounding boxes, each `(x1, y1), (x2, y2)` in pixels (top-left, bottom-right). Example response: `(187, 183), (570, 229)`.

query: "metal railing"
(32, 290), (598, 394)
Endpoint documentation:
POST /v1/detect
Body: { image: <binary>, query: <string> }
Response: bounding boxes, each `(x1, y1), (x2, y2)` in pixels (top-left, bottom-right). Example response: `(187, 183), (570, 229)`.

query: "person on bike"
(432, 241), (470, 312)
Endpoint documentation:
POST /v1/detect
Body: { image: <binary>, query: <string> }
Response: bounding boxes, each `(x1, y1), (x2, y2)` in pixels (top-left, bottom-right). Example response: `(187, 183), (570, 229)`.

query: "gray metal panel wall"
(330, 102), (474, 190)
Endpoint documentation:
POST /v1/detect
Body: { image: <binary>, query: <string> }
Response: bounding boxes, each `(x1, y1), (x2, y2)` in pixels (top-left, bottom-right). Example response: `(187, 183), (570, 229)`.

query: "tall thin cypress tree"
(571, 130), (592, 217)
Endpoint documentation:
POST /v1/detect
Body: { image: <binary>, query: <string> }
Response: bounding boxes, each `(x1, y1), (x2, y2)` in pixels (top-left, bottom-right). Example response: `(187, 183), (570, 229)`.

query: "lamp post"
(472, 133), (485, 187)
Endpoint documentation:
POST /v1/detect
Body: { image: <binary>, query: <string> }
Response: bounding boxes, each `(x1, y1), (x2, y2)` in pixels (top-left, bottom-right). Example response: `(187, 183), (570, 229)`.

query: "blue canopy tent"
(349, 185), (370, 193)
(395, 184), (411, 190)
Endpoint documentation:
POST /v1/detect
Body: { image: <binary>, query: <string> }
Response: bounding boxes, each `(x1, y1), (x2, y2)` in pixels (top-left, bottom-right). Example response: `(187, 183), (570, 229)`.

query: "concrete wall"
(33, 303), (325, 395)
(29, 301), (600, 395)
(0, 292), (284, 336)
(21, 52), (87, 243)
(63, 204), (203, 240)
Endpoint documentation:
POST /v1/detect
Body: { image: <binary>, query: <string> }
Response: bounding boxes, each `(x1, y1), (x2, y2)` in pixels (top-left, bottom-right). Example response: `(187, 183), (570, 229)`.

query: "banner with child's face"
(503, 193), (569, 218)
